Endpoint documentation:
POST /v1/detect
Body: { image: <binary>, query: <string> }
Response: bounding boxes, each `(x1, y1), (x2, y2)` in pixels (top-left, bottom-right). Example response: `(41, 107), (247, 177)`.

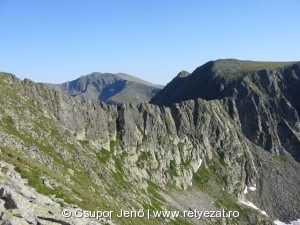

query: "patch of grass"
(193, 167), (212, 188)
(1, 147), (75, 206)
(166, 169), (178, 177)
(50, 128), (59, 137)
(145, 180), (164, 211)
(219, 157), (228, 167)
(193, 157), (227, 189)
(110, 153), (127, 184)
(177, 142), (184, 149)
(2, 116), (15, 127)
(273, 154), (288, 163)
(136, 151), (151, 168)
(14, 166), (74, 206)
(66, 143), (76, 151)
(166, 160), (178, 177)
(1, 166), (9, 173)
(79, 140), (89, 146)
(214, 190), (260, 223)
(181, 158), (192, 168)
(114, 156), (124, 173)
(110, 131), (122, 151)
(1, 116), (20, 137)
(143, 179), (193, 224)
(142, 134), (148, 143)
(213, 59), (295, 82)
(209, 159), (219, 173)
(97, 148), (111, 163)
(191, 157), (265, 224)
(1, 144), (116, 213)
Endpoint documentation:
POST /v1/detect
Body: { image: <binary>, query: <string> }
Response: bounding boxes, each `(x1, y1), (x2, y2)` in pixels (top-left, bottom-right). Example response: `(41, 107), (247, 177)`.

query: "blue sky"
(0, 0), (299, 85)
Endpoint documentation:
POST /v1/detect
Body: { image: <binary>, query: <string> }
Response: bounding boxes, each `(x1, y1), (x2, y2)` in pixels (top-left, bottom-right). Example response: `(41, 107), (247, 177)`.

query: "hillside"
(1, 59), (300, 225)
(48, 72), (163, 105)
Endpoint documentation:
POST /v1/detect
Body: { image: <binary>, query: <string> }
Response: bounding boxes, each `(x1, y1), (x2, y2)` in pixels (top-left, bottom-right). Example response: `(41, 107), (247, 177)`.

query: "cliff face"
(224, 65), (300, 162)
(8, 74), (257, 191)
(1, 60), (300, 225)
(151, 60), (300, 163)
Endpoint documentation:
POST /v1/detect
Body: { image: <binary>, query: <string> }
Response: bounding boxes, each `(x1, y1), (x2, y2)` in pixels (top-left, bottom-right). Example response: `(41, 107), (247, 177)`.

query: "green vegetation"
(238, 61), (295, 72)
(114, 155), (124, 173)
(142, 134), (148, 143)
(193, 167), (212, 188)
(97, 148), (111, 163)
(213, 59), (296, 82)
(110, 131), (122, 150)
(1, 146), (75, 206)
(2, 116), (15, 127)
(166, 159), (178, 177)
(181, 158), (192, 168)
(177, 142), (185, 149)
(219, 157), (228, 167)
(0, 74), (130, 223)
(78, 139), (89, 146)
(191, 156), (267, 224)
(136, 151), (150, 168)
(273, 154), (288, 163)
(1, 166), (9, 173)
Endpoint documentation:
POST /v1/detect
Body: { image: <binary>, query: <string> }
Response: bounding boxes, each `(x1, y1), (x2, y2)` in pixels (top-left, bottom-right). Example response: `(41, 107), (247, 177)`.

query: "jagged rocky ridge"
(3, 75), (257, 191)
(0, 59), (300, 225)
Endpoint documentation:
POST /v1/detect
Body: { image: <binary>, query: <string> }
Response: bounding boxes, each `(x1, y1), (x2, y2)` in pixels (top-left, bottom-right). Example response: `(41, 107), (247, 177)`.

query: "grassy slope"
(0, 73), (194, 224)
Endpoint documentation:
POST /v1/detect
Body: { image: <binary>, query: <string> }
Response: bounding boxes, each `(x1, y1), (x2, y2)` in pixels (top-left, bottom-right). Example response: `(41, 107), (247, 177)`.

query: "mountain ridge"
(0, 59), (300, 224)
(151, 59), (300, 163)
(47, 72), (163, 105)
(151, 59), (298, 105)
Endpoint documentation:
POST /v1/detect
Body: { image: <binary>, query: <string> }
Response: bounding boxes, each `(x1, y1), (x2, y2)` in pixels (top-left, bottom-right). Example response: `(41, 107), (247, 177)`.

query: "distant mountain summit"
(48, 72), (163, 104)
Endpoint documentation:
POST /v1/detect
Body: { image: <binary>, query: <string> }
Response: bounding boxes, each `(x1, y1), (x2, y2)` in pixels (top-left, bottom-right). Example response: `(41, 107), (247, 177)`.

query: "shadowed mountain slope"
(151, 59), (297, 105)
(151, 59), (300, 163)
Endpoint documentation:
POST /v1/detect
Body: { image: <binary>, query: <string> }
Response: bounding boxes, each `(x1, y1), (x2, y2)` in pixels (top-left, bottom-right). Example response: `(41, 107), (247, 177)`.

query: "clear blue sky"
(0, 0), (299, 85)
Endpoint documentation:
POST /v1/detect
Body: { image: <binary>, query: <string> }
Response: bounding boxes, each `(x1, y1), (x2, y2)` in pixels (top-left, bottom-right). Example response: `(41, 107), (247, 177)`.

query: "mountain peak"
(176, 70), (191, 78)
(47, 72), (163, 105)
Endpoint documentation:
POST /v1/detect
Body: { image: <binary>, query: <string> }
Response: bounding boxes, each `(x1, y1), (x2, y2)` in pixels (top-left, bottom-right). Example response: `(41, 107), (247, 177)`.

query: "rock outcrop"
(0, 161), (108, 225)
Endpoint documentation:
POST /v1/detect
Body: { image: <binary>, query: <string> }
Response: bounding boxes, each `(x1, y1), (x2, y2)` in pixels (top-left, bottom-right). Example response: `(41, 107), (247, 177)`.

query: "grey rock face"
(151, 60), (300, 162)
(224, 67), (300, 162)
(16, 76), (257, 191)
